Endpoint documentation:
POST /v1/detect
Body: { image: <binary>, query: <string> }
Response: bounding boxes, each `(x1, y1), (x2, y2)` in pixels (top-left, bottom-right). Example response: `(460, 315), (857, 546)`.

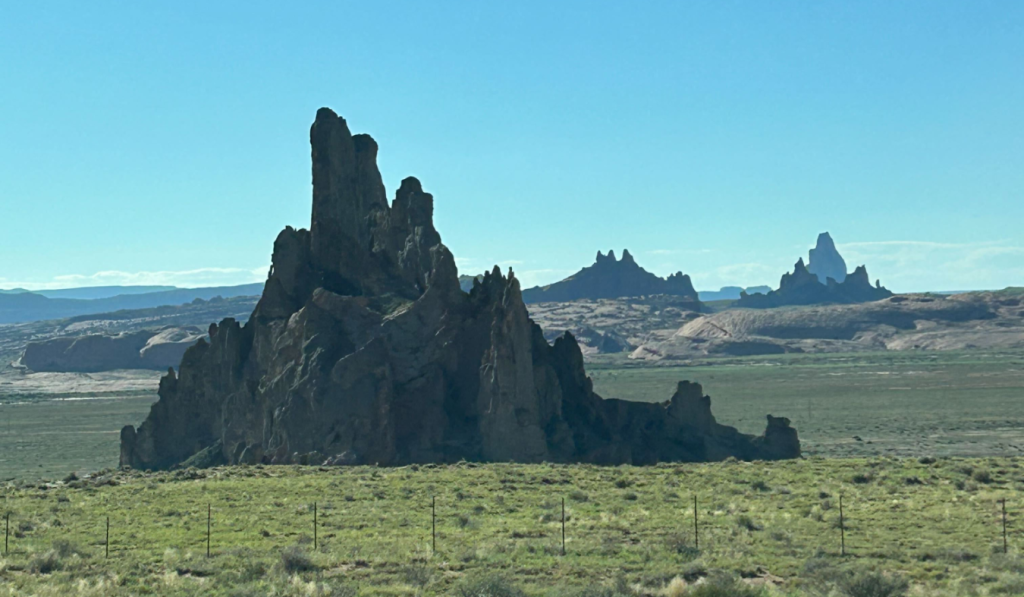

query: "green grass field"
(2, 350), (1024, 483)
(0, 396), (156, 482)
(2, 458), (1024, 595)
(1, 350), (1024, 594)
(590, 350), (1024, 458)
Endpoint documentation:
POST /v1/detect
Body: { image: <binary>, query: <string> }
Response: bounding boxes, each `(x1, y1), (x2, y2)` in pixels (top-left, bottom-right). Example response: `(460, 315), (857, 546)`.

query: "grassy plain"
(0, 396), (156, 482)
(2, 459), (1024, 595)
(0, 350), (1023, 593)
(2, 350), (1024, 482)
(590, 350), (1024, 458)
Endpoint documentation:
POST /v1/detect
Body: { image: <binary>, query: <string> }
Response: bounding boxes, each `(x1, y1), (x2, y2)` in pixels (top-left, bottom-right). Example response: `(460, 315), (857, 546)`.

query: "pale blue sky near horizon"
(1, 1), (1022, 293)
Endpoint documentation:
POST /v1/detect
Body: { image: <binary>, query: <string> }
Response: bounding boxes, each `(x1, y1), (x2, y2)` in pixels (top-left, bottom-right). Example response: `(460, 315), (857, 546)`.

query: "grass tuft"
(280, 545), (319, 573)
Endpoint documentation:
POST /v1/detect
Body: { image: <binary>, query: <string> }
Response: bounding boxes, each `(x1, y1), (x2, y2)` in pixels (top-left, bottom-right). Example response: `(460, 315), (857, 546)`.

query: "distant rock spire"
(807, 232), (848, 284)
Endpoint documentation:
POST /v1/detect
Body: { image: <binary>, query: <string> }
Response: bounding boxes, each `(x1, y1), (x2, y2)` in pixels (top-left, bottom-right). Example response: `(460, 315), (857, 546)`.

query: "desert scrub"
(837, 570), (909, 597)
(280, 545), (319, 573)
(0, 458), (1021, 595)
(454, 573), (525, 597)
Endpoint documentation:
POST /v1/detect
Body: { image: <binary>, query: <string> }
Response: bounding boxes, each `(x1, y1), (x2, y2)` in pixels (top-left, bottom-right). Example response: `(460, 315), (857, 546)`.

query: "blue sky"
(1, 1), (1022, 293)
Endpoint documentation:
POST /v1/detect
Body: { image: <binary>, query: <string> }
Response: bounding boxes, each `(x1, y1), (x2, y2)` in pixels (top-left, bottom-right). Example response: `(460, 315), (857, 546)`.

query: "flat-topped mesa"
(119, 109), (798, 470)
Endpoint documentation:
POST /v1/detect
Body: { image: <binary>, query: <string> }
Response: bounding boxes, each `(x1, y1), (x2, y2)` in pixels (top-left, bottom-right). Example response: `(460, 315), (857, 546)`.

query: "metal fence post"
(314, 502), (318, 551)
(105, 516), (110, 558)
(206, 503), (211, 558)
(432, 496), (436, 554)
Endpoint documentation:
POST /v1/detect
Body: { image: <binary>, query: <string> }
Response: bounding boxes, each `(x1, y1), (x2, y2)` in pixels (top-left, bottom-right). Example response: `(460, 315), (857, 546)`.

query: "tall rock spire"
(119, 109), (798, 471)
(807, 232), (848, 284)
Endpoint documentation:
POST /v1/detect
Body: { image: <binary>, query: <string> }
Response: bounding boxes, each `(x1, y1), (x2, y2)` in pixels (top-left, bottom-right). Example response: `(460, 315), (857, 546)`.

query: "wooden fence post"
(693, 495), (699, 551)
(561, 497), (566, 556)
(839, 495), (846, 556)
(1003, 499), (1008, 555)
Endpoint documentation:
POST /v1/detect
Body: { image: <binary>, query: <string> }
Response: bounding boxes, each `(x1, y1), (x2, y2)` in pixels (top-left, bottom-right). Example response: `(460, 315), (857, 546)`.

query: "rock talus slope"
(120, 109), (798, 469)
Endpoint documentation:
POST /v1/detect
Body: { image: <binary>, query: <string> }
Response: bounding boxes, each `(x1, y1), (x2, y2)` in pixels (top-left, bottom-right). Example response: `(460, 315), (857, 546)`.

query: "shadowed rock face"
(737, 258), (892, 309)
(119, 108), (798, 470)
(807, 232), (848, 284)
(521, 249), (701, 305)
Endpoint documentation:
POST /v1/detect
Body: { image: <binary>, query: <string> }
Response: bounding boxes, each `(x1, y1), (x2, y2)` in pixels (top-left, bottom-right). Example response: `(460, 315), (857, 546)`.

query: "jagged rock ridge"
(737, 258), (892, 308)
(521, 249), (701, 305)
(807, 232), (848, 284)
(120, 108), (798, 470)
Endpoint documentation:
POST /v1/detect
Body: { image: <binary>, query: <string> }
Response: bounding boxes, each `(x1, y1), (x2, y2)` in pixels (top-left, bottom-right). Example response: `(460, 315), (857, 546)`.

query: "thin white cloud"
(837, 240), (1024, 292)
(3, 266), (269, 291)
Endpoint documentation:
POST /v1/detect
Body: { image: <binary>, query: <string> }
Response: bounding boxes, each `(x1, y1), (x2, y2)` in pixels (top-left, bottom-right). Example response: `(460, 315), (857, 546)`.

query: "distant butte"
(520, 249), (702, 305)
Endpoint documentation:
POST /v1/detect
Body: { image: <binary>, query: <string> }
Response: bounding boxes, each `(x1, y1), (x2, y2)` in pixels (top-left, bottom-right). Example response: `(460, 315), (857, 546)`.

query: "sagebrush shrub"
(280, 545), (318, 573)
(685, 575), (765, 597)
(838, 570), (909, 597)
(455, 574), (526, 597)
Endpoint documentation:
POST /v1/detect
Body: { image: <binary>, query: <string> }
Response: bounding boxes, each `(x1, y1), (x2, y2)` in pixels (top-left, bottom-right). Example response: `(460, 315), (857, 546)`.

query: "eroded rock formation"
(807, 232), (848, 284)
(119, 109), (798, 470)
(521, 249), (701, 305)
(737, 258), (892, 308)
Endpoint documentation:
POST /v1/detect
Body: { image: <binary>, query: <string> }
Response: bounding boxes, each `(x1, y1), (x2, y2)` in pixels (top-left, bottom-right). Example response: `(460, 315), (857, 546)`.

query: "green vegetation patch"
(1, 458), (1024, 595)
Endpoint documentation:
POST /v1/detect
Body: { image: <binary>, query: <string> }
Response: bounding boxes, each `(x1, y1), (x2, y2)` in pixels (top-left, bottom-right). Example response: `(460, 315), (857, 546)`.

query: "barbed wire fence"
(0, 487), (1016, 570)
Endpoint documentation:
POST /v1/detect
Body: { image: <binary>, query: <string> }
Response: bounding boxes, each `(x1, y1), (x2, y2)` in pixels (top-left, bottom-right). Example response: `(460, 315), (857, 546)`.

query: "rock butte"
(737, 258), (892, 308)
(521, 249), (701, 305)
(120, 109), (799, 469)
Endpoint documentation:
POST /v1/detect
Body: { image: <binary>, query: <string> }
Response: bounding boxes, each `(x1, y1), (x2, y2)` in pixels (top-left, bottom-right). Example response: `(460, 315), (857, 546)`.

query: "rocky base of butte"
(120, 108), (799, 470)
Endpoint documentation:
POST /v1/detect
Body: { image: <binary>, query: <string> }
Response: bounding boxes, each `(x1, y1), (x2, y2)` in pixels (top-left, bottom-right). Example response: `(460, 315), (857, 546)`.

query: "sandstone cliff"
(22, 327), (205, 372)
(120, 109), (798, 470)
(521, 249), (701, 306)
